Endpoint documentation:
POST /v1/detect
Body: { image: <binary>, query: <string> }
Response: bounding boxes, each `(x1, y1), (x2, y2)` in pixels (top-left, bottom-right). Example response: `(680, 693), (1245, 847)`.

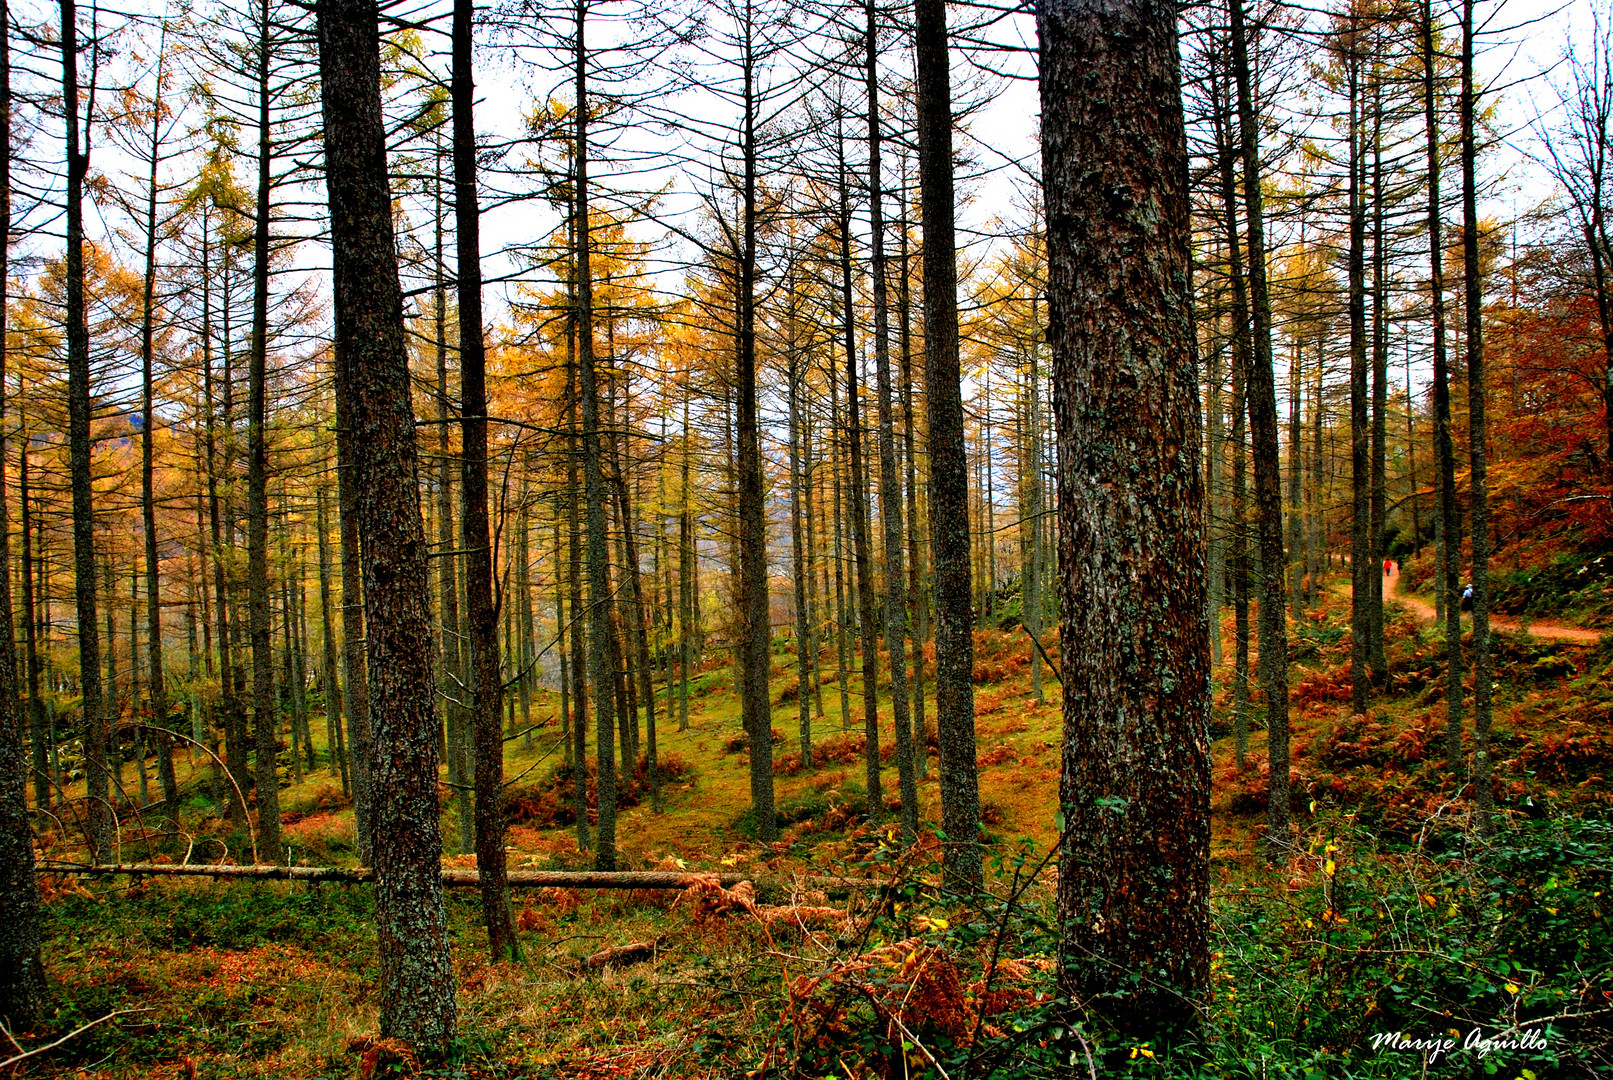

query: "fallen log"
(581, 937), (661, 970)
(35, 861), (881, 893)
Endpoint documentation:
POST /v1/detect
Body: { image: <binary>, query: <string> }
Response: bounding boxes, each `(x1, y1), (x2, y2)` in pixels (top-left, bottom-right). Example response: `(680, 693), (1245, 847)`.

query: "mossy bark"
(1040, 0), (1210, 1033)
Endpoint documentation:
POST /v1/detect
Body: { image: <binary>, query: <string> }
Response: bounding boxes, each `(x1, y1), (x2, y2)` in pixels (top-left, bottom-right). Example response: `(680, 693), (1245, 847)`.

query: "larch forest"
(0, 0), (1610, 1074)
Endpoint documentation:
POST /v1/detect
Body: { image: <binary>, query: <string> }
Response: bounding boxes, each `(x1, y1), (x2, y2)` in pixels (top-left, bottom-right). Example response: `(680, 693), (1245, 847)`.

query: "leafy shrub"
(773, 731), (896, 776)
(772, 817), (1613, 1078)
(504, 753), (692, 828)
(723, 727), (784, 755)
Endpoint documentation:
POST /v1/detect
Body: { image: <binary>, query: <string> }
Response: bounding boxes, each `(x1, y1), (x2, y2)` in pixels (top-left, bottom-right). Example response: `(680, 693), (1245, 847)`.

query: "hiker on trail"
(1384, 558), (1393, 577)
(1461, 583), (1474, 612)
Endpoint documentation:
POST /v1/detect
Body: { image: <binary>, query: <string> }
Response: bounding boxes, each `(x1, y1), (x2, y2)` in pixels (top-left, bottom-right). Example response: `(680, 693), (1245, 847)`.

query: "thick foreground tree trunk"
(1040, 0), (1210, 1036)
(317, 0), (456, 1048)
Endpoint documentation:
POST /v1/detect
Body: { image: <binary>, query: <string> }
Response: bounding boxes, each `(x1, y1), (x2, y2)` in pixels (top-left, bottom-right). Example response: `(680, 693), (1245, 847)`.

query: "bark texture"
(247, 0), (283, 863)
(62, 0), (113, 863)
(317, 0), (456, 1046)
(1040, 0), (1210, 1034)
(734, 14), (775, 842)
(575, 0), (618, 868)
(453, 0), (519, 960)
(914, 0), (980, 886)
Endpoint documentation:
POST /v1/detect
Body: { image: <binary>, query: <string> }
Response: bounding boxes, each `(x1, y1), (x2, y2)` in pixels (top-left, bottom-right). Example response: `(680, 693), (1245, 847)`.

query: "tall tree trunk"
(434, 140), (472, 857)
(222, 263), (252, 822)
(137, 45), (178, 813)
(1230, 0), (1290, 853)
(317, 481), (348, 797)
(865, 3), (918, 840)
(1347, 27), (1371, 718)
(1423, 0), (1464, 774)
(786, 266), (813, 768)
(1024, 322), (1047, 704)
(62, 0), (112, 861)
(1214, 76), (1252, 772)
(836, 133), (883, 822)
(131, 572), (147, 807)
(317, 0), (456, 1045)
(19, 423), (46, 810)
(913, 0), (980, 885)
(678, 391), (695, 734)
(200, 216), (247, 829)
(1461, 0), (1494, 830)
(897, 184), (927, 775)
(974, 372), (987, 622)
(1308, 334), (1323, 603)
(452, 0), (518, 957)
(615, 471), (659, 810)
(733, 13), (775, 842)
(517, 486), (535, 748)
(0, 0), (46, 1017)
(292, 523), (314, 772)
(335, 370), (374, 862)
(280, 575), (302, 785)
(247, 0), (283, 863)
(105, 563), (122, 800)
(1041, 0), (1209, 1034)
(566, 322), (590, 848)
(574, 0), (618, 868)
(1368, 79), (1389, 689)
(829, 364), (852, 732)
(1206, 327), (1225, 664)
(1286, 344), (1302, 621)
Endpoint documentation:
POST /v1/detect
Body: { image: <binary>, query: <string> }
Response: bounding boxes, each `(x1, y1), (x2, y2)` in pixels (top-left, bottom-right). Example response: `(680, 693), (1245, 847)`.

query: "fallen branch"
(1019, 625), (1063, 686)
(36, 861), (880, 893)
(0, 1009), (153, 1071)
(581, 937), (662, 971)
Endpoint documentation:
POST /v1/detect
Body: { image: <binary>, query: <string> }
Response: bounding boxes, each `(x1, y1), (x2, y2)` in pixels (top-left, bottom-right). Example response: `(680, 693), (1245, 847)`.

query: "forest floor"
(16, 573), (1613, 1079)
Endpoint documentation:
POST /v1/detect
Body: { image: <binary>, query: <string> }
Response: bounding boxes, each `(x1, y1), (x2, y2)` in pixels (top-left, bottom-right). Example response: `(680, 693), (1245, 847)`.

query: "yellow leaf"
(1505, 982), (1520, 994)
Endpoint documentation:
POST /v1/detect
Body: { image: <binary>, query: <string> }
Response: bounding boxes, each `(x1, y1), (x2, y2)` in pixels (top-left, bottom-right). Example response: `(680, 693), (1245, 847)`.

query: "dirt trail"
(1384, 563), (1603, 646)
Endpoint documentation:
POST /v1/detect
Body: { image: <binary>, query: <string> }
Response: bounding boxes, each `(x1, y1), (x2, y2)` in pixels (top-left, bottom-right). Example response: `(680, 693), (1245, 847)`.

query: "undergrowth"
(769, 815), (1613, 1079)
